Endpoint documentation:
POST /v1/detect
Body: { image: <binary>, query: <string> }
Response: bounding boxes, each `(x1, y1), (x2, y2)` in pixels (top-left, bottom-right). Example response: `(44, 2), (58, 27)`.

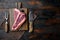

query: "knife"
(29, 9), (34, 32)
(5, 12), (8, 33)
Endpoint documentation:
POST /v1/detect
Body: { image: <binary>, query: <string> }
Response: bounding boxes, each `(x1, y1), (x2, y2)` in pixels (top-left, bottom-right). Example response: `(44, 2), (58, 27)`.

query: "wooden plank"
(0, 2), (17, 8)
(0, 0), (31, 2)
(0, 2), (21, 9)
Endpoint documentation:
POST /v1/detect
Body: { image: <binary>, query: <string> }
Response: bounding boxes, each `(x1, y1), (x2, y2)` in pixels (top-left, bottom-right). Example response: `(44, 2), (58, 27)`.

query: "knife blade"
(29, 9), (34, 32)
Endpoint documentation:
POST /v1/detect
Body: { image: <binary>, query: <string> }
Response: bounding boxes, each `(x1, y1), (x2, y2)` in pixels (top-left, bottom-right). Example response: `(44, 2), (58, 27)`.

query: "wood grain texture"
(0, 0), (60, 40)
(0, 2), (17, 8)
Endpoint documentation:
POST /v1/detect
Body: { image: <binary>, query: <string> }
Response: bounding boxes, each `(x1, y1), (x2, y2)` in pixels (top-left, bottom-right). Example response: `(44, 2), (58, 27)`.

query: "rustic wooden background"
(0, 0), (60, 40)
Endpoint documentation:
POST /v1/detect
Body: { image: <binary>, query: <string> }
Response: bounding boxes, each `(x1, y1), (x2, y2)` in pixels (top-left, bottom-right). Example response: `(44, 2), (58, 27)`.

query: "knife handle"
(5, 21), (8, 33)
(29, 22), (33, 32)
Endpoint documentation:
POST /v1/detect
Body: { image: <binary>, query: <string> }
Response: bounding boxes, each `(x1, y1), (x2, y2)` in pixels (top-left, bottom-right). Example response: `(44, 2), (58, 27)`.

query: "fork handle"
(5, 22), (8, 33)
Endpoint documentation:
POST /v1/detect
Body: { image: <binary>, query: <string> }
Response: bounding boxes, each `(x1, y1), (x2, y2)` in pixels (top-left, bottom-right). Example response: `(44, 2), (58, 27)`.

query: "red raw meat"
(12, 8), (26, 31)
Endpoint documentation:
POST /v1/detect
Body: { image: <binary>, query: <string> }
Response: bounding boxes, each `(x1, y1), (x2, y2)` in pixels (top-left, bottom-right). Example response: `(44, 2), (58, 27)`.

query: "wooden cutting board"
(9, 8), (28, 31)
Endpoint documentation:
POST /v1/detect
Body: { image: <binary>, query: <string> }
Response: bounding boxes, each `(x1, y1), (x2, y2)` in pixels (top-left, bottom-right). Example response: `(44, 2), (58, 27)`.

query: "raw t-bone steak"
(12, 8), (26, 31)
